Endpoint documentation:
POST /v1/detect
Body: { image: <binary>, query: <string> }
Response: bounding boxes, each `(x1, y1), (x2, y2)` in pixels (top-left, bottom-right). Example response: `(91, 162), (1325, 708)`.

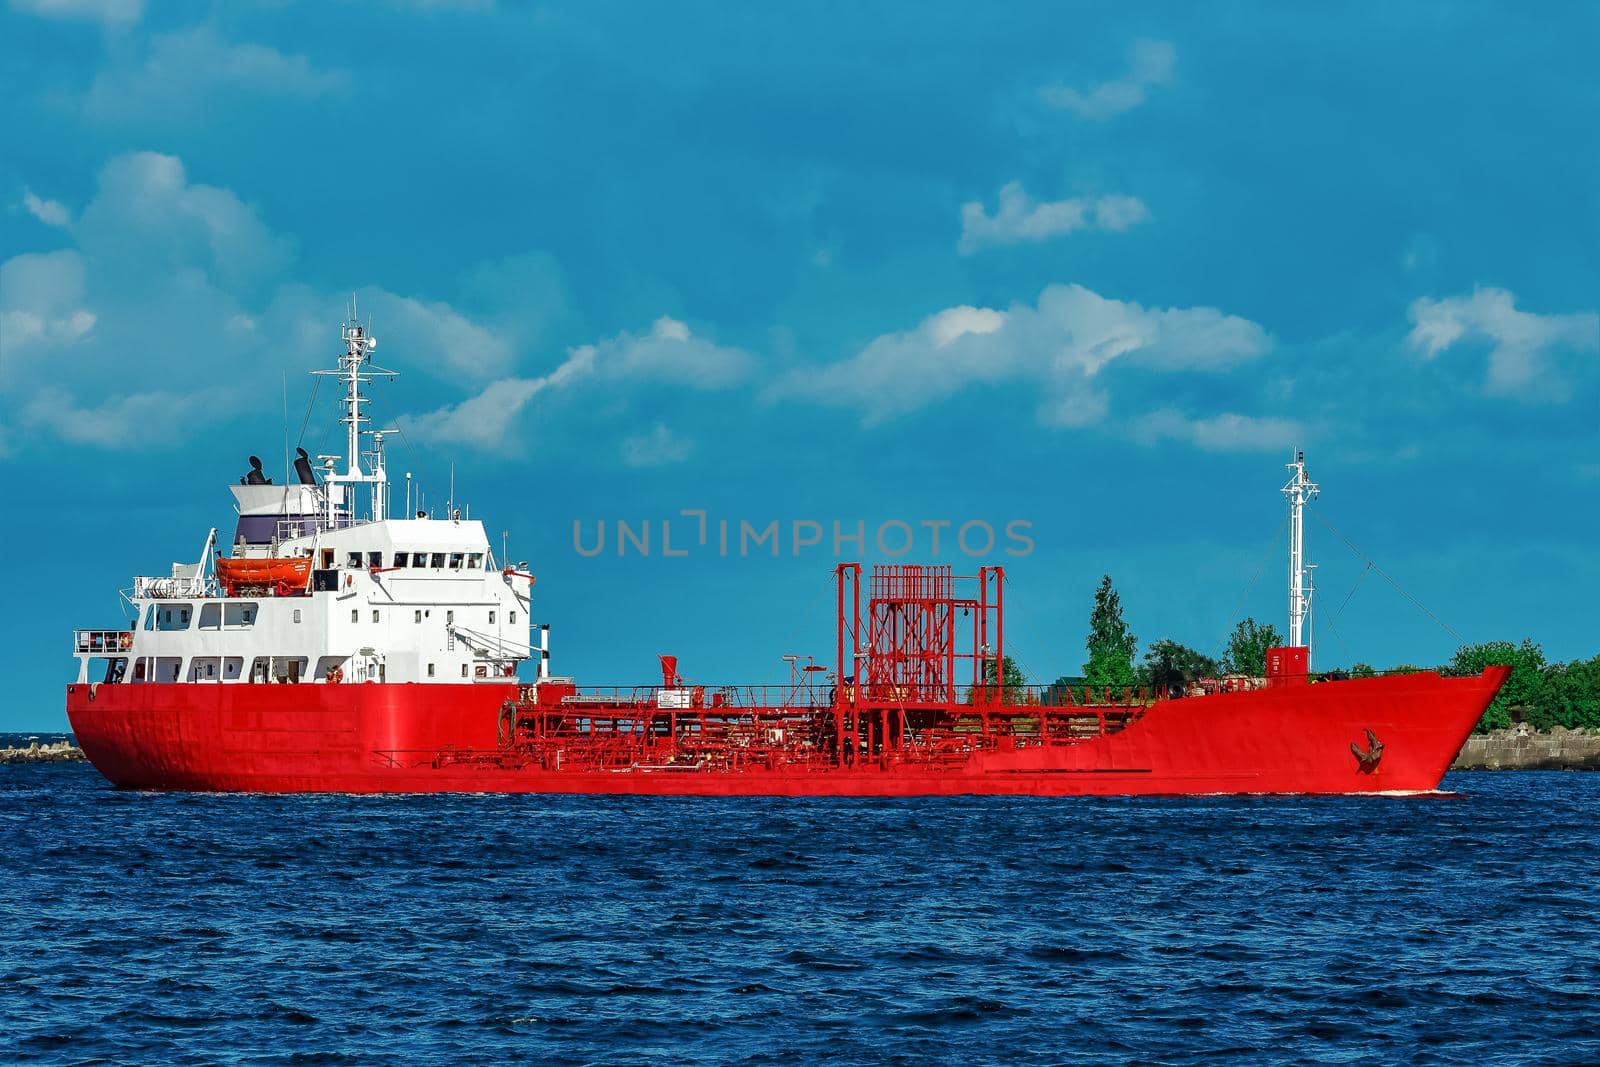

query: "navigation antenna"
(313, 295), (398, 523)
(1282, 450), (1320, 651)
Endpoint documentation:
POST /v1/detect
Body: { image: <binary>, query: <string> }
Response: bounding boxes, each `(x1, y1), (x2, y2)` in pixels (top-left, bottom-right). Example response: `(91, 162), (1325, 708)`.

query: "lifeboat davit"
(216, 556), (312, 597)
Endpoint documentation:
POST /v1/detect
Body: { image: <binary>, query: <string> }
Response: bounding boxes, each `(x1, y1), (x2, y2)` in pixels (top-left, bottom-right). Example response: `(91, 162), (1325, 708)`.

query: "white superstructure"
(73, 313), (546, 688)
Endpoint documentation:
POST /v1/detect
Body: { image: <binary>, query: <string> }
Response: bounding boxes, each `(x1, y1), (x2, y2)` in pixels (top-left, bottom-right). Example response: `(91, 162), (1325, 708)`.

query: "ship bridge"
(71, 310), (546, 691)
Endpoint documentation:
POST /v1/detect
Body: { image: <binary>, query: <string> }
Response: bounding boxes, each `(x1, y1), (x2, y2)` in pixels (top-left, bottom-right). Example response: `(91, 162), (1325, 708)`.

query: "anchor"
(1350, 729), (1384, 773)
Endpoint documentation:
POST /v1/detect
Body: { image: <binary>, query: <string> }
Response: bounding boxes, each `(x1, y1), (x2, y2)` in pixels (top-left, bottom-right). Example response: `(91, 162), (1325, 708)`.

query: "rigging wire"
(1314, 512), (1465, 646)
(294, 374), (322, 449)
(768, 573), (842, 683)
(996, 575), (1050, 688)
(1317, 604), (1357, 668)
(390, 425), (435, 516)
(1214, 514), (1289, 660)
(1325, 560), (1373, 635)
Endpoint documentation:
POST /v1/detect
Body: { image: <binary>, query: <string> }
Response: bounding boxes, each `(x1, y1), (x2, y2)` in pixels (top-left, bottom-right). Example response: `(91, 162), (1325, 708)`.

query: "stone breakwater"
(1452, 726), (1600, 771)
(0, 740), (84, 764)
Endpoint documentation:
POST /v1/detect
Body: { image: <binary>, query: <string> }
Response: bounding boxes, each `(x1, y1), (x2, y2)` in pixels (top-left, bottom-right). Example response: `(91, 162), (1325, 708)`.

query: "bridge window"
(156, 606), (192, 631)
(431, 552), (446, 568)
(347, 552), (362, 568)
(448, 552), (464, 569)
(394, 552), (410, 567)
(411, 554), (427, 569)
(368, 552), (382, 568)
(468, 553), (483, 569)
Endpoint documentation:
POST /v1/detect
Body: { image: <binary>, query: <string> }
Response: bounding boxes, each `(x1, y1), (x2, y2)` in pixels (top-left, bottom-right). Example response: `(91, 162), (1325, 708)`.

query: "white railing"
(132, 575), (212, 599)
(276, 515), (367, 543)
(74, 630), (133, 655)
(448, 624), (532, 661)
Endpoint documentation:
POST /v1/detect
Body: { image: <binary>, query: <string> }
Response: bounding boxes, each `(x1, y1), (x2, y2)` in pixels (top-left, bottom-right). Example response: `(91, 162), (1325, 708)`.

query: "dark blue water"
(4, 764), (1597, 1066)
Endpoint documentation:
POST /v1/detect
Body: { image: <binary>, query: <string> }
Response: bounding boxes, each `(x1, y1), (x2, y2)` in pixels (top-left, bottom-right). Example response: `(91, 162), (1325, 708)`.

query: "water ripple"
(2, 765), (1598, 1065)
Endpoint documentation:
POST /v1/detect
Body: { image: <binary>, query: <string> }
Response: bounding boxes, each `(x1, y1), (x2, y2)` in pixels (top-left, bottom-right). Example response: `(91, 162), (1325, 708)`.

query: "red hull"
(66, 668), (1509, 795)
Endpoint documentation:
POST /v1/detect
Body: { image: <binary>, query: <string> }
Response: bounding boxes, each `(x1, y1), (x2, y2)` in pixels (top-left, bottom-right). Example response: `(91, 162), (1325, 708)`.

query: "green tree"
(1143, 640), (1219, 696)
(1542, 655), (1600, 730)
(970, 655), (1028, 703)
(1451, 640), (1549, 732)
(1084, 575), (1137, 688)
(1221, 618), (1283, 676)
(983, 655), (1026, 690)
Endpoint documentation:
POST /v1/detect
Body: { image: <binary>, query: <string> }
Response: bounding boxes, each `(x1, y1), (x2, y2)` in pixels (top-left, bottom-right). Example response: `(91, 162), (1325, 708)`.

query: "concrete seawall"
(1452, 726), (1600, 771)
(0, 740), (85, 764)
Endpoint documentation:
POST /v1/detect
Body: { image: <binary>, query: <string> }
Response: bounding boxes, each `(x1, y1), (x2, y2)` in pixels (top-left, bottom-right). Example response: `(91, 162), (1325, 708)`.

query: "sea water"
(3, 759), (1597, 1064)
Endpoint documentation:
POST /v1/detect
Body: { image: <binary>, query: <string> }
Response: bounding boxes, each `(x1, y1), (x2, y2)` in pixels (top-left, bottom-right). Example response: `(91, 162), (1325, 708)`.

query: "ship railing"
(558, 684), (831, 710)
(849, 683), (1156, 708)
(275, 515), (366, 542)
(132, 575), (213, 599)
(74, 629), (134, 655)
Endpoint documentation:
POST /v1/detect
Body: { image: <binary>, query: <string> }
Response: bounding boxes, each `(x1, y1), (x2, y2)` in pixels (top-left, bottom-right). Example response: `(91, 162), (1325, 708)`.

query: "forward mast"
(1283, 449), (1319, 653)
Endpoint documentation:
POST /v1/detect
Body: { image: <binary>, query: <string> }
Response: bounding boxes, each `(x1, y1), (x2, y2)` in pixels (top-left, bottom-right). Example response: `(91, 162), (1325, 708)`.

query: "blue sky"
(2, 1), (1597, 729)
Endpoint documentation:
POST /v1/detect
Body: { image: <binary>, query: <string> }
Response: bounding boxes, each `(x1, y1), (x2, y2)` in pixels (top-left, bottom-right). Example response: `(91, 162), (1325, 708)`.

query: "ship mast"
(316, 296), (398, 523)
(1282, 449), (1320, 650)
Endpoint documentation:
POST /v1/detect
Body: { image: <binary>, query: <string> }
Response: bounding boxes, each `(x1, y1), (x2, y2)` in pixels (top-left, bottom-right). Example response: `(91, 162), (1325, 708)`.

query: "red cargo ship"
(66, 313), (1508, 795)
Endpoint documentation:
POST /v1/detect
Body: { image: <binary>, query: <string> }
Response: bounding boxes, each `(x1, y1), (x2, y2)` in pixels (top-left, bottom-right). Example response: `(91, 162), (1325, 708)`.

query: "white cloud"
(0, 250), (95, 360)
(85, 27), (344, 121)
(75, 151), (294, 290)
(361, 291), (516, 382)
(21, 189), (72, 227)
(1137, 411), (1304, 453)
(0, 154), (488, 451)
(20, 386), (235, 446)
(397, 347), (595, 449)
(1407, 287), (1598, 395)
(0, 150), (578, 455)
(1040, 39), (1175, 120)
(772, 283), (1271, 426)
(959, 183), (1150, 254)
(1091, 195), (1150, 232)
(398, 317), (751, 452)
(8, 0), (140, 27)
(577, 316), (753, 388)
(621, 423), (694, 467)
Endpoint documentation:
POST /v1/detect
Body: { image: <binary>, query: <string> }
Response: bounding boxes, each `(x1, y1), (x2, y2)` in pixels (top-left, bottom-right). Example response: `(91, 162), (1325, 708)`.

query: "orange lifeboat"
(217, 557), (312, 597)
